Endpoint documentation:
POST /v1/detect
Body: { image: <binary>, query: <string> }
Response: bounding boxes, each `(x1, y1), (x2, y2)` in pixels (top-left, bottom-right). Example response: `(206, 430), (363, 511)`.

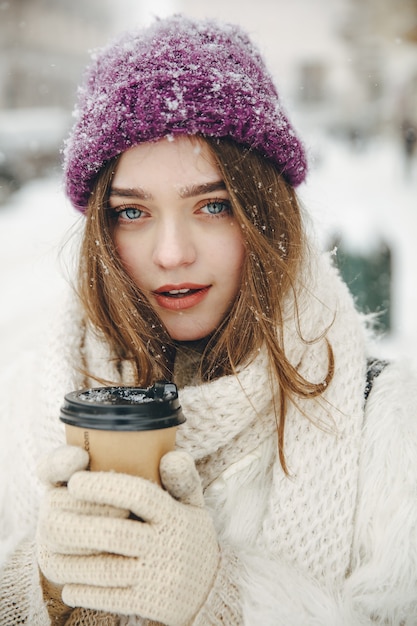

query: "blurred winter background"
(0, 0), (416, 374)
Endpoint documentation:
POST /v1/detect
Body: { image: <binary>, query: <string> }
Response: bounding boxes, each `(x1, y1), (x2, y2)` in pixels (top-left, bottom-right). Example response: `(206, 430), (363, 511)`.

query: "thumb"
(160, 450), (204, 507)
(37, 445), (90, 487)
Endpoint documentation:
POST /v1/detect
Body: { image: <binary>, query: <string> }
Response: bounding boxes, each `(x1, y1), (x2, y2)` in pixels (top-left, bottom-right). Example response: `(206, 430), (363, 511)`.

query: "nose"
(152, 219), (196, 269)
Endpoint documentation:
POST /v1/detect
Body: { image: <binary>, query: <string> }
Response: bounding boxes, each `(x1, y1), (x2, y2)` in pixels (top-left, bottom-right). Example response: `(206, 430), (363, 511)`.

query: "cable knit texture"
(1, 251), (417, 625)
(64, 14), (307, 211)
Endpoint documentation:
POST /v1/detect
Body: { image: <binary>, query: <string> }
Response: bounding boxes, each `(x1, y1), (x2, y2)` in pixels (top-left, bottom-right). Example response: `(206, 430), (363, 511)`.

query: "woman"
(1, 14), (416, 626)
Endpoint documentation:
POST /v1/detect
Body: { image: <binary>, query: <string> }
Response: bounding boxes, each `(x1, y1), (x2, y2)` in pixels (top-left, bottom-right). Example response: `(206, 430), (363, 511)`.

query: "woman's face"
(109, 135), (246, 341)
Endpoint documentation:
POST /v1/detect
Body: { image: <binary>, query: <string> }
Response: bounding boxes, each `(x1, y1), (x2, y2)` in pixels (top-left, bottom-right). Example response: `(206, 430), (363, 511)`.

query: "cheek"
(221, 231), (246, 275)
(113, 235), (146, 281)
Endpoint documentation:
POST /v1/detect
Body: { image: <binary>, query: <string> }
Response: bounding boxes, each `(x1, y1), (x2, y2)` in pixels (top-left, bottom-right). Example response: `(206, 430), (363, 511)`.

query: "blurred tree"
(330, 237), (392, 332)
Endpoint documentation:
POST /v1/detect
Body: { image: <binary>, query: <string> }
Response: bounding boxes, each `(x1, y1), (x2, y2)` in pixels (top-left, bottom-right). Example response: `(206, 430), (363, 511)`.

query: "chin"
(167, 324), (213, 343)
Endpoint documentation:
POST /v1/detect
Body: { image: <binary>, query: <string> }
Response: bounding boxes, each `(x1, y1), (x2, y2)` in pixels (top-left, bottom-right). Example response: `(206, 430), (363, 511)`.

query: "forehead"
(111, 135), (220, 189)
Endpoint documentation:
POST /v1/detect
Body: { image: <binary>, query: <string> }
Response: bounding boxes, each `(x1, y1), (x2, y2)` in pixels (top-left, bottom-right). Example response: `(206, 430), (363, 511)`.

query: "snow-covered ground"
(0, 134), (416, 377)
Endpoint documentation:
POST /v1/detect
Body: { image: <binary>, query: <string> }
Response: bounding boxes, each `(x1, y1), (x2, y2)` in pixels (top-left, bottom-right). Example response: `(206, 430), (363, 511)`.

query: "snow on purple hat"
(64, 14), (307, 212)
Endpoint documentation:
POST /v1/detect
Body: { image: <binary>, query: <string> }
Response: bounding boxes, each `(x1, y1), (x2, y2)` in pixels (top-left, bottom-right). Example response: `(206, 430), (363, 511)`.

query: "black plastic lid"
(60, 381), (185, 431)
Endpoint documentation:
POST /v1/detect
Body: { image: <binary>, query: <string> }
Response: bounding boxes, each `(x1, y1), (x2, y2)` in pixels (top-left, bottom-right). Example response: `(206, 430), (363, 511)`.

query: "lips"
(153, 284), (211, 311)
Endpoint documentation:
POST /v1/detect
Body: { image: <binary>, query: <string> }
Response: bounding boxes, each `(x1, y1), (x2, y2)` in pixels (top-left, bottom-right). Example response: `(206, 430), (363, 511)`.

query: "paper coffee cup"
(60, 381), (185, 484)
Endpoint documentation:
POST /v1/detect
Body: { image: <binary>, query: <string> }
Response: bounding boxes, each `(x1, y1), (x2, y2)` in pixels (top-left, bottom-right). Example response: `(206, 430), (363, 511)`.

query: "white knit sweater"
(1, 252), (417, 625)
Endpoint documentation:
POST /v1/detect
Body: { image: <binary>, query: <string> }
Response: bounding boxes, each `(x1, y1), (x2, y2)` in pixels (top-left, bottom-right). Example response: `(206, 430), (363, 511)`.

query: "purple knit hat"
(64, 14), (307, 211)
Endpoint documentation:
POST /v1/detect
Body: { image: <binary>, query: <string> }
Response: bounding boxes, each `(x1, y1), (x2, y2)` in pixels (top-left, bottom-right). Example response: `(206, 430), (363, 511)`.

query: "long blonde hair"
(77, 136), (333, 472)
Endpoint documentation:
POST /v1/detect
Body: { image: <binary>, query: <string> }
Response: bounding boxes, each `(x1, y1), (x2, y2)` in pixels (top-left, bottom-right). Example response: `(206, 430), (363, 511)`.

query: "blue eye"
(118, 207), (143, 220)
(201, 201), (230, 215)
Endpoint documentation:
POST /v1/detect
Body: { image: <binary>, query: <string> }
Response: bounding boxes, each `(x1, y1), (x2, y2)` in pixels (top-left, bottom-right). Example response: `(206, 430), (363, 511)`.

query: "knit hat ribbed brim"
(64, 14), (307, 211)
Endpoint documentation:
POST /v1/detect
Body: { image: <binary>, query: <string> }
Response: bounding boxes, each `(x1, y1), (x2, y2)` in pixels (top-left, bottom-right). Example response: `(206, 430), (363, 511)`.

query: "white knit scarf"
(171, 252), (366, 586)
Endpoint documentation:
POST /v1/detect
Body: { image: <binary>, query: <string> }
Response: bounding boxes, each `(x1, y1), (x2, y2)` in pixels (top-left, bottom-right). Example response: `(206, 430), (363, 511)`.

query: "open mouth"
(160, 288), (200, 298)
(153, 285), (210, 310)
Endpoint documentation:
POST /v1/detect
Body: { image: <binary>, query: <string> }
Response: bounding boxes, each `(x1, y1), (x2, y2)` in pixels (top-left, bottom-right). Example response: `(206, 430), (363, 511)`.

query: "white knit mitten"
(37, 444), (90, 485)
(38, 448), (131, 541)
(37, 450), (220, 626)
(37, 445), (130, 625)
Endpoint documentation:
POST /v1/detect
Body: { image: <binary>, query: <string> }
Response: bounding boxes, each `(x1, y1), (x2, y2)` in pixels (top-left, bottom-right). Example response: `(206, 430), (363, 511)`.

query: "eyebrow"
(109, 186), (150, 200)
(179, 180), (227, 198)
(109, 180), (227, 200)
